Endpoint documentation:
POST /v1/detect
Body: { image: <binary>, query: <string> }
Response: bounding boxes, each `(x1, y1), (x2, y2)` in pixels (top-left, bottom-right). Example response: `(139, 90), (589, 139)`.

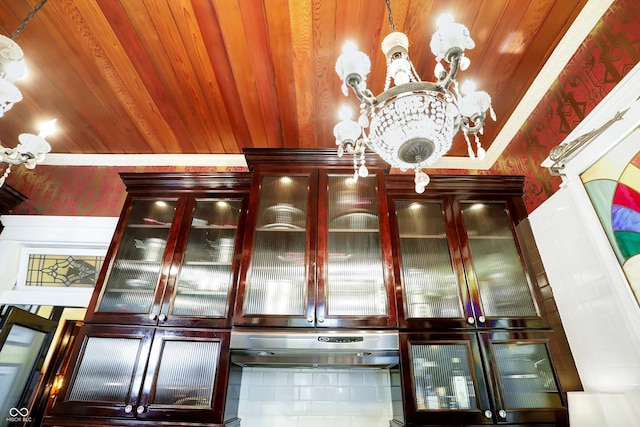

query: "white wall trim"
(0, 215), (118, 307)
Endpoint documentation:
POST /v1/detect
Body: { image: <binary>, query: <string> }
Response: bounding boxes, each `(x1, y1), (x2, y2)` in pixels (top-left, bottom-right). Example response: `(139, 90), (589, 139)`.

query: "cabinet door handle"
(149, 313), (157, 321)
(478, 315), (486, 323)
(136, 405), (146, 414)
(483, 409), (492, 419)
(306, 315), (314, 323)
(158, 314), (167, 321)
(124, 405), (133, 414)
(318, 316), (325, 323)
(498, 409), (507, 418)
(467, 316), (475, 324)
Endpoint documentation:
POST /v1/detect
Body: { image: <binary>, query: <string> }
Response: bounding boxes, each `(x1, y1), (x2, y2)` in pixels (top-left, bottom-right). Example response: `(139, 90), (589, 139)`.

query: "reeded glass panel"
(98, 199), (177, 313)
(410, 343), (478, 410)
(152, 340), (220, 406)
(66, 337), (142, 403)
(172, 199), (242, 317)
(461, 202), (537, 317)
(326, 175), (387, 316)
(243, 175), (308, 315)
(396, 201), (462, 318)
(492, 343), (562, 408)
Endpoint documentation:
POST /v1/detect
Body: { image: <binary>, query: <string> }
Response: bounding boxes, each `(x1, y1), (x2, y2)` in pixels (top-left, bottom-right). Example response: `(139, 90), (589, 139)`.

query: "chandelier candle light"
(0, 0), (53, 187)
(334, 1), (495, 193)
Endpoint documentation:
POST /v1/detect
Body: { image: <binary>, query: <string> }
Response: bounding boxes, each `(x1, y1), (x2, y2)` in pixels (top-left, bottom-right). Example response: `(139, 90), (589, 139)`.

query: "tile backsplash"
(237, 367), (393, 427)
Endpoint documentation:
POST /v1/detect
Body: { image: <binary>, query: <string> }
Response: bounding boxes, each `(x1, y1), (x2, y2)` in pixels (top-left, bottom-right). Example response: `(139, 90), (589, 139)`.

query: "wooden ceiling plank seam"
(211, 0), (269, 149)
(190, 0), (254, 151)
(140, 0), (221, 154)
(288, 0), (315, 147)
(165, 0), (237, 154)
(263, 0), (300, 148)
(92, 0), (193, 154)
(475, 1), (560, 140)
(237, 0), (285, 149)
(55, 0), (147, 154)
(4, 0), (124, 154)
(76, 0), (184, 154)
(496, 0), (592, 124)
(312, 0), (338, 148)
(122, 0), (212, 154)
(331, 0), (363, 138)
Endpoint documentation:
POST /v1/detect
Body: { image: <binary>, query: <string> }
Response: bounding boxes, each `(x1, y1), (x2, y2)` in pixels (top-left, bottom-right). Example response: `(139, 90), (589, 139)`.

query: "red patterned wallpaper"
(4, 0), (640, 217)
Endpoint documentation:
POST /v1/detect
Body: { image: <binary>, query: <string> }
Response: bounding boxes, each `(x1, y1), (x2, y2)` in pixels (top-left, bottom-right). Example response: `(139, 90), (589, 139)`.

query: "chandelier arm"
(344, 74), (377, 106)
(437, 51), (462, 90)
(0, 147), (35, 166)
(459, 114), (487, 135)
(372, 81), (442, 104)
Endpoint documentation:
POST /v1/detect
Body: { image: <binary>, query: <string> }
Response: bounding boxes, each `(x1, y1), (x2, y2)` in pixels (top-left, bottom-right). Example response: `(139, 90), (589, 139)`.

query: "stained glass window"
(25, 254), (104, 288)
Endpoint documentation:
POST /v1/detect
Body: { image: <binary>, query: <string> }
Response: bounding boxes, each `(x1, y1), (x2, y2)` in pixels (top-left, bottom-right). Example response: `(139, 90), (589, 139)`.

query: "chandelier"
(334, 0), (494, 193)
(0, 0), (54, 187)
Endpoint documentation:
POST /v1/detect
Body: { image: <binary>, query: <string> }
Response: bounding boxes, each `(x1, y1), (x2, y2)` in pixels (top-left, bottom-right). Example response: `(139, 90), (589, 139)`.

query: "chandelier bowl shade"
(368, 88), (457, 171)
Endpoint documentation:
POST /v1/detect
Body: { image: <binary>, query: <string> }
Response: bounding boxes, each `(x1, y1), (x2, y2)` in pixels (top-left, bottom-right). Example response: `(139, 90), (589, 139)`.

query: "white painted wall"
(530, 63), (640, 425)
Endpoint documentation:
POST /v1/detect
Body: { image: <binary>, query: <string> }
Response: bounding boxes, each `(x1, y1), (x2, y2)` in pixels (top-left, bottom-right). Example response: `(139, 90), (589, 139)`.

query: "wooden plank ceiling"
(0, 0), (589, 166)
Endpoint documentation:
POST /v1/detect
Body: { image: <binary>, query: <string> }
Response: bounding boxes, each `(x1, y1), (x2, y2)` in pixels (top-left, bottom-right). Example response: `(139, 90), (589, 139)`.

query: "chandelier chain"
(10, 0), (49, 40)
(384, 0), (395, 32)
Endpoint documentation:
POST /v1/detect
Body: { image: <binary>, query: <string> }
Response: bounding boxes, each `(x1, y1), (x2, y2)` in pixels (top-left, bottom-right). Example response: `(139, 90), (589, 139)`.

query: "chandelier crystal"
(0, 0), (53, 188)
(334, 4), (495, 193)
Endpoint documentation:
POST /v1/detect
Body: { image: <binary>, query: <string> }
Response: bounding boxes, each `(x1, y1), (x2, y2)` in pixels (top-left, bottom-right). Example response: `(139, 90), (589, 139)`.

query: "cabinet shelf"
(183, 261), (233, 266)
(329, 228), (379, 233)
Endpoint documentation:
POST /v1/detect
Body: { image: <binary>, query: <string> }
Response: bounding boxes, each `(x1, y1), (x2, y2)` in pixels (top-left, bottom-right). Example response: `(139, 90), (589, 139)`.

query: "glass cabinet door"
(393, 199), (470, 328)
(481, 331), (567, 424)
(164, 199), (243, 324)
(238, 174), (313, 326)
(318, 174), (393, 327)
(95, 199), (179, 318)
(137, 330), (230, 423)
(458, 200), (540, 327)
(399, 332), (492, 425)
(51, 325), (154, 418)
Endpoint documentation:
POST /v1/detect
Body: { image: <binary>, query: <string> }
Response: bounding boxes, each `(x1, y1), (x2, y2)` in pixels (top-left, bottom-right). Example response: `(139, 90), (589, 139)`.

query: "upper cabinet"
(85, 173), (251, 328)
(387, 176), (546, 330)
(234, 150), (397, 328)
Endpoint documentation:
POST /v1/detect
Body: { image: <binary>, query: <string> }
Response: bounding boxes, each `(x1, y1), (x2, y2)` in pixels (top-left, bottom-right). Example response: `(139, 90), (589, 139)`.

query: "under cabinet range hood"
(230, 330), (399, 369)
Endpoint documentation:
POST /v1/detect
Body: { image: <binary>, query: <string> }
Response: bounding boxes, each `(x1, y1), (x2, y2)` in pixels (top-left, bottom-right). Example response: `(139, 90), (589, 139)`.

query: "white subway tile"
(290, 371), (313, 386)
(263, 370), (289, 385)
(311, 400), (337, 415)
(313, 371), (338, 386)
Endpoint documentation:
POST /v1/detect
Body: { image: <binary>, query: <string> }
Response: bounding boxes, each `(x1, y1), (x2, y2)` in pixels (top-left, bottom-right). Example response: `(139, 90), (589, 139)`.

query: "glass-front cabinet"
(234, 167), (396, 328)
(86, 175), (250, 328)
(399, 331), (567, 425)
(50, 325), (233, 424)
(390, 193), (544, 329)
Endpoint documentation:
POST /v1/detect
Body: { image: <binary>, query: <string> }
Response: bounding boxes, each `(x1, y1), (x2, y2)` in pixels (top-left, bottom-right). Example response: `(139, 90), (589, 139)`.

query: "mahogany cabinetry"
(44, 173), (250, 427)
(233, 150), (397, 328)
(43, 156), (579, 427)
(385, 175), (577, 426)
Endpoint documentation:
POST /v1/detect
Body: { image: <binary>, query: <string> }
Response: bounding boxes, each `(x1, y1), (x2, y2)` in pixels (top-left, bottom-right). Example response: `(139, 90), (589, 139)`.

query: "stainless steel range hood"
(230, 329), (399, 369)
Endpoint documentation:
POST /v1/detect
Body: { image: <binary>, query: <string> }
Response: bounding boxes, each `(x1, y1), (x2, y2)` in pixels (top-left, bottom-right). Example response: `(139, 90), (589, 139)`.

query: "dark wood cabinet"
(86, 174), (251, 329)
(387, 177), (547, 330)
(48, 325), (237, 425)
(398, 330), (568, 426)
(43, 162), (578, 427)
(234, 151), (397, 328)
